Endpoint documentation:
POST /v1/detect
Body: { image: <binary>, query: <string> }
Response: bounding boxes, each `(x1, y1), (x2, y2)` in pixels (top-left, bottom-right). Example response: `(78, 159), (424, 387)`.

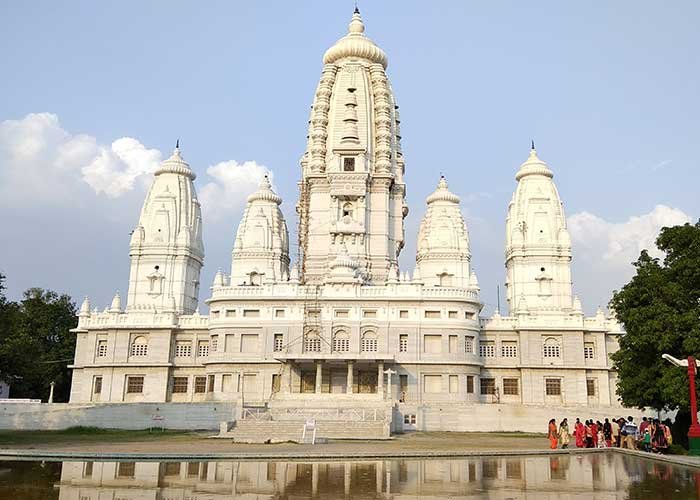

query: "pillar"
(312, 462), (319, 497)
(315, 361), (322, 394)
(377, 362), (384, 396)
(344, 462), (351, 495)
(347, 361), (354, 394)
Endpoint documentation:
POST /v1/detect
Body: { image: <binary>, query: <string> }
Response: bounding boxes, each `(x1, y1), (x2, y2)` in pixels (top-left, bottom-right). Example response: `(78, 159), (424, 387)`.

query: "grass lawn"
(0, 427), (197, 446)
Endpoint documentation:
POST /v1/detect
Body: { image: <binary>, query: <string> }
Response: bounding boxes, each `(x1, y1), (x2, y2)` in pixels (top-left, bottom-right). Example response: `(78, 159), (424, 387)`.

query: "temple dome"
(515, 147), (553, 181)
(155, 145), (196, 180)
(323, 9), (388, 69)
(247, 175), (282, 205)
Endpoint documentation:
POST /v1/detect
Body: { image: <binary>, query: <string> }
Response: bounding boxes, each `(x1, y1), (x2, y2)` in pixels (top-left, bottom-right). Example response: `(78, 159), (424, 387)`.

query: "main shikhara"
(69, 10), (629, 435)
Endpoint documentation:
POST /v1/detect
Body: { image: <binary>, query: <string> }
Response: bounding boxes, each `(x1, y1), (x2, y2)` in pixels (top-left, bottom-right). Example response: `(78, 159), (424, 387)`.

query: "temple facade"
(68, 10), (630, 433)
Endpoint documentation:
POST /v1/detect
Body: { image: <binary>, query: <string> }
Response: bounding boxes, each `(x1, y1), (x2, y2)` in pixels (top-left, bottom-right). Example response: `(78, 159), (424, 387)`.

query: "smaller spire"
(176, 138), (180, 149)
(531, 139), (535, 150)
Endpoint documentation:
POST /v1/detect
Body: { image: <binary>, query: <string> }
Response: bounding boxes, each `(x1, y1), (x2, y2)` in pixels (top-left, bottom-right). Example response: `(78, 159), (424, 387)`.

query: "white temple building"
(68, 9), (631, 436)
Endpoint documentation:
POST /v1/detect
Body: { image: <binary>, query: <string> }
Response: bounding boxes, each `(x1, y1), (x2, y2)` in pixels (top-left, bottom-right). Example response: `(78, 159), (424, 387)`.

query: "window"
(117, 462), (135, 478)
(333, 331), (350, 352)
(501, 341), (518, 358)
(503, 378), (519, 395)
(399, 334), (408, 352)
(587, 378), (596, 396)
(335, 309), (349, 318)
(361, 331), (378, 352)
(343, 157), (355, 171)
(403, 414), (416, 424)
(424, 310), (441, 319)
(240, 334), (258, 353)
(130, 336), (148, 357)
(465, 311), (475, 320)
(424, 375), (442, 393)
(449, 375), (459, 393)
(399, 310), (409, 319)
(198, 341), (209, 357)
(448, 311), (458, 319)
(225, 333), (236, 352)
(126, 376), (144, 394)
(210, 335), (218, 352)
(584, 342), (595, 359)
(96, 339), (108, 357)
(466, 375), (474, 393)
(342, 202), (353, 219)
(545, 378), (561, 396)
(225, 309), (236, 318)
(187, 462), (200, 478)
(93, 376), (102, 395)
(243, 309), (260, 318)
(480, 378), (496, 395)
(210, 310), (219, 319)
(506, 461), (522, 480)
(465, 336), (474, 354)
(271, 374), (281, 393)
(164, 462), (181, 476)
(479, 341), (495, 358)
(172, 376), (188, 393)
(424, 335), (441, 354)
(363, 309), (377, 318)
(83, 461), (93, 477)
(274, 333), (284, 352)
(175, 341), (192, 357)
(449, 335), (458, 353)
(275, 309), (286, 318)
(543, 338), (561, 358)
(194, 376), (207, 393)
(207, 375), (215, 392)
(304, 331), (321, 352)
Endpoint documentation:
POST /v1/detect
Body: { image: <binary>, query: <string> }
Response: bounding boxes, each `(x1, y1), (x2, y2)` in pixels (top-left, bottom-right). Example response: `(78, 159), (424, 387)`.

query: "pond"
(0, 453), (698, 499)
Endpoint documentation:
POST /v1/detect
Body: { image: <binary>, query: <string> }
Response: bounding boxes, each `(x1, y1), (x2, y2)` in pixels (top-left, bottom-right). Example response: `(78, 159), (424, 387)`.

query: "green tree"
(611, 221), (700, 413)
(0, 275), (77, 402)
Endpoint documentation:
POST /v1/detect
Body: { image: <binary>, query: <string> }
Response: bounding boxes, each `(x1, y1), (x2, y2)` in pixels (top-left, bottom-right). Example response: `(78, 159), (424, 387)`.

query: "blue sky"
(1, 1), (698, 315)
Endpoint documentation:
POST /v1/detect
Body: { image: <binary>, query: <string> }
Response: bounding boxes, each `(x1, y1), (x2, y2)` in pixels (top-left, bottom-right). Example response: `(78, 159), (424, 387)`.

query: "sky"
(0, 1), (698, 316)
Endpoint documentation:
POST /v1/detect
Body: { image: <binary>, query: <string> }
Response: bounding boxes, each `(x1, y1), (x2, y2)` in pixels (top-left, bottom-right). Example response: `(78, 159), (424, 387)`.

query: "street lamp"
(662, 354), (700, 455)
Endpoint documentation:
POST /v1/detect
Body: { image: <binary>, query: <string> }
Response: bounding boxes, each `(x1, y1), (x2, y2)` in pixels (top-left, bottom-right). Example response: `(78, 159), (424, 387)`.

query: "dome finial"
(530, 139), (535, 151)
(349, 5), (365, 34)
(354, 2), (360, 14)
(176, 138), (180, 150)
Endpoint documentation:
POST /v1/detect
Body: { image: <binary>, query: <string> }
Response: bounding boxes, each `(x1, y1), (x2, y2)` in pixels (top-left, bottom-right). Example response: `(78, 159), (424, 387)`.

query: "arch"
(342, 202), (354, 219)
(304, 330), (322, 353)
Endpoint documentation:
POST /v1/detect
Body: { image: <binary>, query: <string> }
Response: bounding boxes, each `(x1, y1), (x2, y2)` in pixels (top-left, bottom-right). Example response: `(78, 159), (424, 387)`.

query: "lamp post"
(662, 354), (700, 455)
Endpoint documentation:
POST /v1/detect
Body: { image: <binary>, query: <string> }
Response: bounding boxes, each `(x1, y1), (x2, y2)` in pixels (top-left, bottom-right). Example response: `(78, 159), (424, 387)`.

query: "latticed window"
(130, 337), (148, 357)
(332, 331), (349, 352)
(586, 378), (596, 396)
(96, 340), (108, 357)
(194, 376), (207, 393)
(211, 335), (218, 352)
(503, 378), (519, 395)
(399, 334), (408, 352)
(197, 341), (209, 357)
(172, 377), (188, 393)
(584, 342), (595, 359)
(480, 378), (496, 395)
(545, 378), (561, 396)
(361, 331), (378, 352)
(126, 376), (144, 394)
(543, 338), (561, 358)
(479, 341), (495, 358)
(304, 331), (321, 352)
(501, 341), (518, 358)
(274, 333), (284, 352)
(465, 336), (474, 354)
(175, 341), (192, 357)
(93, 376), (102, 395)
(117, 462), (135, 477)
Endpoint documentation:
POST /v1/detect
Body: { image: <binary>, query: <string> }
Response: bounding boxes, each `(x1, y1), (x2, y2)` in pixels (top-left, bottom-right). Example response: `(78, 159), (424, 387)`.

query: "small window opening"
(343, 157), (355, 172)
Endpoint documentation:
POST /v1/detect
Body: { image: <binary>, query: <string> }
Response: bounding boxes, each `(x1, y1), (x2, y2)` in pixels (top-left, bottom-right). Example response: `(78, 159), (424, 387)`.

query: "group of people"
(547, 416), (672, 453)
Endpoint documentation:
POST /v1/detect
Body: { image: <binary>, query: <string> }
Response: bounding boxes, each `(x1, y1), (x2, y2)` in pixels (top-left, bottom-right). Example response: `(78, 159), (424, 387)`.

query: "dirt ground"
(0, 431), (547, 456)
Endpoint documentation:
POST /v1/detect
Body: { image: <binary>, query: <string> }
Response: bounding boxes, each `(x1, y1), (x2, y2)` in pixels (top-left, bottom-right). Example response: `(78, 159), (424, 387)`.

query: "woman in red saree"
(591, 421), (599, 447)
(548, 419), (559, 449)
(574, 418), (585, 448)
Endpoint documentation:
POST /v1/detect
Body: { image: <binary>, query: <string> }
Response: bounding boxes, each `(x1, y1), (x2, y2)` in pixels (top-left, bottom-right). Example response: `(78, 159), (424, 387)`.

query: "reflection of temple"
(57, 455), (654, 499)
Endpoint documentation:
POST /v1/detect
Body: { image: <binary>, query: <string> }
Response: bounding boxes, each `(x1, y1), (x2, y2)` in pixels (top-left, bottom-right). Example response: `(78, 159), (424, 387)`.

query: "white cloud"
(0, 113), (161, 204)
(567, 205), (693, 310)
(199, 160), (273, 218)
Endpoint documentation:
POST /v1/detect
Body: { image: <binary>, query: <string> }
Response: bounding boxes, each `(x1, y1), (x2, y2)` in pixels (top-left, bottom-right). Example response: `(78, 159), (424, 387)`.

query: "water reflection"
(0, 453), (698, 499)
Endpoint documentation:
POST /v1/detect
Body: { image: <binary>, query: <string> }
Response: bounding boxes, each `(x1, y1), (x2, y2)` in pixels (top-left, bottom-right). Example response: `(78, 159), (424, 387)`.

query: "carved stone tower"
(126, 145), (204, 314)
(297, 8), (407, 284)
(505, 146), (573, 314)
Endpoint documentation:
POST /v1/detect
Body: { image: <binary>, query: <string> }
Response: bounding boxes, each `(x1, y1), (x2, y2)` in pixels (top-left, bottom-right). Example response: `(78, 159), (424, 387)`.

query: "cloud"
(199, 160), (273, 218)
(567, 205), (693, 310)
(0, 113), (162, 204)
(650, 159), (672, 172)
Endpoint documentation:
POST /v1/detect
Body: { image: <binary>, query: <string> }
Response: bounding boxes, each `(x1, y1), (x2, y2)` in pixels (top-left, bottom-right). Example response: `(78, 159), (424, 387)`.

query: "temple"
(68, 10), (630, 438)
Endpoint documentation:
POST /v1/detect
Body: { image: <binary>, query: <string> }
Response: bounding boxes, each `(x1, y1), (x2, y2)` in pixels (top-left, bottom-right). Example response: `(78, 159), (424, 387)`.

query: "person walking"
(548, 418), (559, 450)
(585, 420), (594, 448)
(559, 418), (570, 449)
(603, 418), (613, 447)
(622, 416), (638, 450)
(575, 418), (585, 448)
(611, 417), (620, 447)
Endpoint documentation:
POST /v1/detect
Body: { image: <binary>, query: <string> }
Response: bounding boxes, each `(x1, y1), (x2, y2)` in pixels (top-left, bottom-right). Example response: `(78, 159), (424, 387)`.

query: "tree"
(0, 276), (77, 402)
(610, 221), (700, 413)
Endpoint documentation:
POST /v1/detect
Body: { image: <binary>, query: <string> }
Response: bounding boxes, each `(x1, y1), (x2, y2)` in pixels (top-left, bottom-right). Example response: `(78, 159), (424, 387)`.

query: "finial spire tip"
(530, 139), (535, 151)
